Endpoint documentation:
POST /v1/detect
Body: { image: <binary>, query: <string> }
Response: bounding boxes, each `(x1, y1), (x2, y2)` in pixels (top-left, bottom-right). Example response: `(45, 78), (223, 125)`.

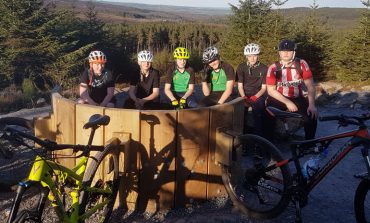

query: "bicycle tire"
(354, 178), (370, 223)
(221, 134), (292, 219)
(7, 182), (50, 223)
(79, 145), (120, 223)
(0, 117), (34, 130)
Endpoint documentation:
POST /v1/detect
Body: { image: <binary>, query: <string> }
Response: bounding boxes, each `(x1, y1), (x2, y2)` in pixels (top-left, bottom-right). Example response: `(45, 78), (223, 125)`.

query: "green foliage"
(293, 2), (333, 81)
(335, 4), (370, 81)
(22, 78), (37, 100)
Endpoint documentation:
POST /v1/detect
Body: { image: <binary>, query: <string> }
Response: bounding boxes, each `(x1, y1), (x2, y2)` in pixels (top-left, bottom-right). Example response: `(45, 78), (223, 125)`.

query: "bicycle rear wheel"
(221, 134), (292, 219)
(355, 178), (370, 223)
(79, 145), (120, 223)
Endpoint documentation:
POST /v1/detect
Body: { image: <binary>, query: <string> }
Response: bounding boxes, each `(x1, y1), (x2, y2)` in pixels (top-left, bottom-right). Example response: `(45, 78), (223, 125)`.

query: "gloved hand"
(171, 100), (179, 107)
(250, 95), (258, 102)
(179, 98), (186, 109)
(200, 73), (208, 82)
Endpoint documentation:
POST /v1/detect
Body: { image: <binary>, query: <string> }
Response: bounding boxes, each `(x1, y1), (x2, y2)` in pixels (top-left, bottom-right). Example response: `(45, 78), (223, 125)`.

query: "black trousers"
(265, 96), (317, 140)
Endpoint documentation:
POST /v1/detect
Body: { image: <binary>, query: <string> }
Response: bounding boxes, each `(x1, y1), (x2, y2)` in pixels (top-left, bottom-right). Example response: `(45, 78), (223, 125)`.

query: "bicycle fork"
(7, 181), (49, 223)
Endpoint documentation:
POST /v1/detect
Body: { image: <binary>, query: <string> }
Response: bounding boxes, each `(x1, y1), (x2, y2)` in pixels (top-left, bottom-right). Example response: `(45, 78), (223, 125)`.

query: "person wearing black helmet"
(199, 46), (235, 107)
(265, 39), (318, 140)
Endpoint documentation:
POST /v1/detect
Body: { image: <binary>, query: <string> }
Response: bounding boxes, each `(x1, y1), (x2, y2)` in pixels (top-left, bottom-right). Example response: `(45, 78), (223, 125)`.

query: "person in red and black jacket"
(265, 39), (318, 140)
(236, 43), (268, 137)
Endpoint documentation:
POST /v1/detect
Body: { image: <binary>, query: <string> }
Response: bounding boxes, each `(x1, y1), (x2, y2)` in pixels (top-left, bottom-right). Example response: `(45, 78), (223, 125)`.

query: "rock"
(319, 82), (343, 94)
(36, 97), (46, 107)
(361, 85), (370, 91)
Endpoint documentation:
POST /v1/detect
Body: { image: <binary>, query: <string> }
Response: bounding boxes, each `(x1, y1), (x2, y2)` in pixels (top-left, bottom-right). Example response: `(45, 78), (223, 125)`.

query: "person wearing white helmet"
(199, 46), (235, 106)
(236, 43), (268, 137)
(124, 50), (161, 109)
(265, 39), (318, 140)
(78, 50), (115, 107)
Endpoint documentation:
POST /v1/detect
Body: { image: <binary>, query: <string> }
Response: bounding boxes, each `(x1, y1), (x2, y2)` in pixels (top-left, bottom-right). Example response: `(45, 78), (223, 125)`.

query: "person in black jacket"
(236, 43), (268, 137)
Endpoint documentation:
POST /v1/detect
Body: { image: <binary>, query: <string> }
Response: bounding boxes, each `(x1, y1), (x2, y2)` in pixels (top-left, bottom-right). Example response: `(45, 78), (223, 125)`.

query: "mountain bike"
(219, 107), (370, 223)
(0, 114), (121, 223)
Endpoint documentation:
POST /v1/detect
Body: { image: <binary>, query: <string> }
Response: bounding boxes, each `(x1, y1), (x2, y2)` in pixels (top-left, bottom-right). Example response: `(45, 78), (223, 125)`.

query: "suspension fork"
(7, 181), (49, 223)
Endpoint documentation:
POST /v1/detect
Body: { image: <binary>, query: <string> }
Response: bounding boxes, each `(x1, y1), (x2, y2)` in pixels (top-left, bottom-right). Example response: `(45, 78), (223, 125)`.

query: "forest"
(0, 0), (369, 112)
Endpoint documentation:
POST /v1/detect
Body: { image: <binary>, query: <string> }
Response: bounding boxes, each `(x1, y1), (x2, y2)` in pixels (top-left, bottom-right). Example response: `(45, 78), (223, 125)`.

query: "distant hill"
(54, 0), (363, 29)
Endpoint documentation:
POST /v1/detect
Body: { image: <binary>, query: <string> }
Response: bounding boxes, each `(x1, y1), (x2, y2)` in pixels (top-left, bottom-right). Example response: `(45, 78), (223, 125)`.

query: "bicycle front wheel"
(79, 145), (120, 223)
(355, 178), (370, 223)
(221, 134), (292, 219)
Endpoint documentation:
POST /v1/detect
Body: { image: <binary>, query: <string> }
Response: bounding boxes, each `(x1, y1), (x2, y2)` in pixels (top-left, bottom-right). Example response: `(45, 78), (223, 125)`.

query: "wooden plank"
(137, 110), (177, 212)
(207, 103), (234, 199)
(104, 108), (141, 210)
(54, 96), (76, 168)
(34, 115), (55, 142)
(175, 108), (209, 207)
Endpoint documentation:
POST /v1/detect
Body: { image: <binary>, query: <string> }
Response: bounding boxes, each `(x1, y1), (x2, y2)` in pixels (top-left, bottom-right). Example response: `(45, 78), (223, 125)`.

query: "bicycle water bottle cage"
(83, 114), (111, 129)
(266, 106), (303, 119)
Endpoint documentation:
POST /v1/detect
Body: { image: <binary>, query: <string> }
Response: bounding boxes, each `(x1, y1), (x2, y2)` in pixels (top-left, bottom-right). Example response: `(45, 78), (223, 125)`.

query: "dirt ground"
(0, 103), (369, 223)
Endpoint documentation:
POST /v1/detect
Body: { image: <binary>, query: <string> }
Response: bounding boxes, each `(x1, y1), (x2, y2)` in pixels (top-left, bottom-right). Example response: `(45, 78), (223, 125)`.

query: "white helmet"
(202, 46), (219, 64)
(244, 43), (260, 55)
(137, 50), (154, 62)
(88, 50), (107, 63)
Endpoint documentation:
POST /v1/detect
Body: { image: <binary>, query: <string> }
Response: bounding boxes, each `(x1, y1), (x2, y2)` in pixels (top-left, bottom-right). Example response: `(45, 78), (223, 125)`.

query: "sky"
(100, 0), (366, 8)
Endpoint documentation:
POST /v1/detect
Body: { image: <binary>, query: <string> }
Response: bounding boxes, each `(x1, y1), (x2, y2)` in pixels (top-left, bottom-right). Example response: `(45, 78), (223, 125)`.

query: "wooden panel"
(232, 98), (245, 133)
(104, 108), (141, 210)
(54, 96), (76, 168)
(207, 103), (234, 199)
(175, 108), (209, 207)
(138, 110), (177, 212)
(34, 115), (55, 142)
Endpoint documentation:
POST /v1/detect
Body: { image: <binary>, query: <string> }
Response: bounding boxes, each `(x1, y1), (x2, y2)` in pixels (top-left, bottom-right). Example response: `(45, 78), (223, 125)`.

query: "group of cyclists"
(78, 39), (318, 141)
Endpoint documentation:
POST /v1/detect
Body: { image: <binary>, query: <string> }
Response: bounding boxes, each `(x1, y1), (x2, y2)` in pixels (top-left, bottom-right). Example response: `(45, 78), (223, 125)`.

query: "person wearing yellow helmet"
(164, 47), (197, 109)
(78, 50), (115, 107)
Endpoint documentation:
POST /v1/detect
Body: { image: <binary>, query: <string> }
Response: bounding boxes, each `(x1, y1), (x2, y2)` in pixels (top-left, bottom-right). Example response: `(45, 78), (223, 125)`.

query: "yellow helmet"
(173, 47), (190, 59)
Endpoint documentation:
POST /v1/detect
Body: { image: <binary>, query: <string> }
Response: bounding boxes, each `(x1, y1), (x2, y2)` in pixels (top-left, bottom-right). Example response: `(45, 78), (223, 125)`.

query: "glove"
(250, 95), (258, 102)
(171, 100), (179, 107)
(179, 98), (187, 109)
(200, 73), (208, 82)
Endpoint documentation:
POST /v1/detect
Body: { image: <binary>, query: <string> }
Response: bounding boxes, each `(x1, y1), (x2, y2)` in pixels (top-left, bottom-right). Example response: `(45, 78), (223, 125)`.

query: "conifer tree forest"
(0, 0), (369, 110)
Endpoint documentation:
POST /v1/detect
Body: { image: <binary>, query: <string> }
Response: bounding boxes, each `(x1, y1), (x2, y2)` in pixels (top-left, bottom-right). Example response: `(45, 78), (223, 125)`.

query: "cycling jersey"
(266, 59), (312, 98)
(130, 67), (160, 102)
(165, 66), (195, 93)
(204, 62), (235, 92)
(236, 62), (267, 96)
(80, 69), (115, 104)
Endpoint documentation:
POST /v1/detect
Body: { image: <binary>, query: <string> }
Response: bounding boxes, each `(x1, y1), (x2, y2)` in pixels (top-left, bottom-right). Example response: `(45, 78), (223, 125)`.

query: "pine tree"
(293, 0), (333, 81)
(220, 0), (287, 66)
(335, 0), (369, 81)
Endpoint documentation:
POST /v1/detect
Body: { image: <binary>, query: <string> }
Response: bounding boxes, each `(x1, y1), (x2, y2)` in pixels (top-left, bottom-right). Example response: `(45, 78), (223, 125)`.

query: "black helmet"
(278, 39), (296, 51)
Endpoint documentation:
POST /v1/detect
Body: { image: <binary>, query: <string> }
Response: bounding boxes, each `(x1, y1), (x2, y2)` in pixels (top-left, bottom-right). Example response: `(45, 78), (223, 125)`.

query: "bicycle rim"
(79, 147), (120, 223)
(355, 179), (370, 223)
(222, 134), (292, 219)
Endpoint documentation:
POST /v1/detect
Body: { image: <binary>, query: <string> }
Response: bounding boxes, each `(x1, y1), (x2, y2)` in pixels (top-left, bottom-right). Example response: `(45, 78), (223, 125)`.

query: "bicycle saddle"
(83, 114), (111, 129)
(266, 106), (303, 119)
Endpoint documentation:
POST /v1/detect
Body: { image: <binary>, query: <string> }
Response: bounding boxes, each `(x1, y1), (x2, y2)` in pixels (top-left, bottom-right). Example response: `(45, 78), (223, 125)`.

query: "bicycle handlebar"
(4, 126), (105, 152)
(319, 113), (370, 126)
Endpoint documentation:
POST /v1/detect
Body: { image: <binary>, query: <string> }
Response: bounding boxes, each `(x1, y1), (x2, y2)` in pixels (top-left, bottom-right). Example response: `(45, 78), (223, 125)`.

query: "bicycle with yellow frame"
(0, 114), (121, 223)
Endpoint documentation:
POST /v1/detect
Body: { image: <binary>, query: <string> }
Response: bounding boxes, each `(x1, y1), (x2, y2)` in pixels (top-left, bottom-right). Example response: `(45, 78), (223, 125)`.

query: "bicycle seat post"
(87, 127), (97, 146)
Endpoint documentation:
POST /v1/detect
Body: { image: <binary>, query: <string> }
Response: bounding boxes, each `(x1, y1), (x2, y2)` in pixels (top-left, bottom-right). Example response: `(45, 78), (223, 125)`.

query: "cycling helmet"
(202, 46), (219, 64)
(137, 50), (154, 62)
(244, 43), (260, 55)
(173, 47), (190, 59)
(278, 39), (296, 51)
(88, 51), (107, 63)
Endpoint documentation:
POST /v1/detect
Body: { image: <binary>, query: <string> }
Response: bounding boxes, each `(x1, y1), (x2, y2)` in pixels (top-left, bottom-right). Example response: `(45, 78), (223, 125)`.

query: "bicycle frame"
(10, 151), (113, 223)
(275, 126), (370, 193)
